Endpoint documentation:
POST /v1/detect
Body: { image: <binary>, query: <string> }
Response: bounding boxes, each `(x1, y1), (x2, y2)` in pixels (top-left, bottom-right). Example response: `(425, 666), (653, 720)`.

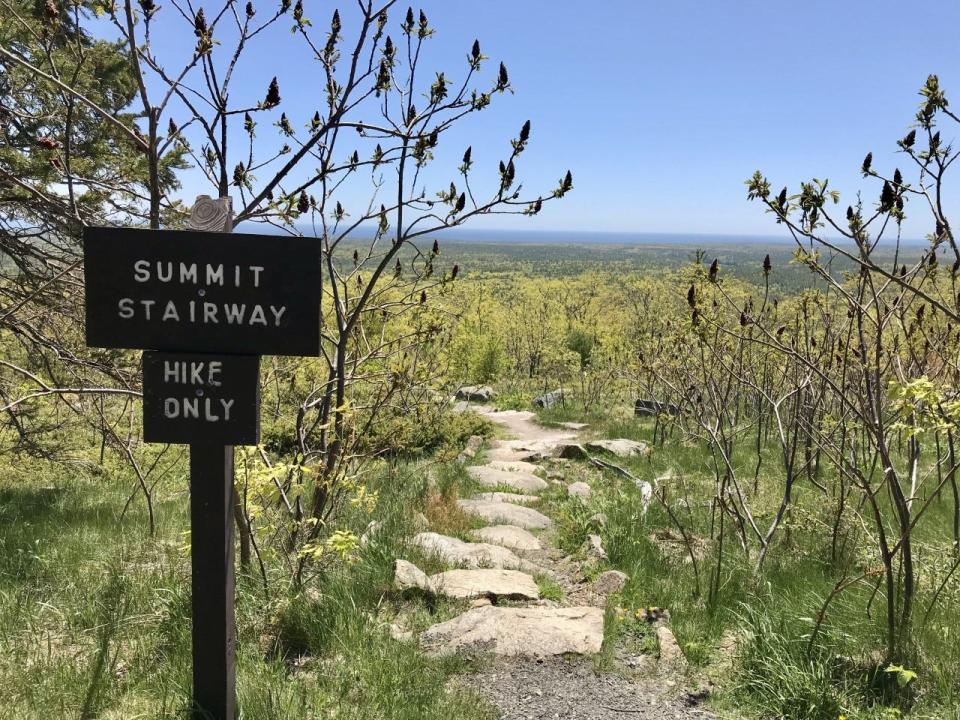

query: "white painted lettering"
(179, 263), (198, 283)
(118, 298), (134, 319)
(164, 397), (179, 418)
(161, 301), (180, 322)
(250, 266), (264, 287)
(270, 305), (287, 326)
(206, 264), (224, 286)
(203, 302), (218, 323)
(220, 398), (234, 421)
(183, 398), (199, 419)
(140, 299), (155, 320)
(133, 260), (150, 282)
(208, 362), (222, 387)
(249, 305), (267, 326)
(163, 361), (179, 383)
(156, 262), (173, 282)
(204, 399), (219, 421)
(224, 304), (246, 324)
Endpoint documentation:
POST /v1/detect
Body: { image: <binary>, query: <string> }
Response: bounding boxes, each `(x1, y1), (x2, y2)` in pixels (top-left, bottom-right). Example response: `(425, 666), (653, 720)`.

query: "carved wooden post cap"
(188, 195), (234, 233)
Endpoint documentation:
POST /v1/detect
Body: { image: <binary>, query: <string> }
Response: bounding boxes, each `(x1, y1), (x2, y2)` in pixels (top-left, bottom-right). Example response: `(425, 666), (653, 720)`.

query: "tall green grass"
(0, 455), (493, 719)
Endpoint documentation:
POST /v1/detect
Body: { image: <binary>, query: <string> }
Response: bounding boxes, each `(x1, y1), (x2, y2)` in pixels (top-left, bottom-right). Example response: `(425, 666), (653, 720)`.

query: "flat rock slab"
(586, 439), (650, 457)
(429, 569), (539, 601)
(486, 446), (542, 463)
(412, 532), (525, 570)
(471, 492), (540, 505)
(459, 499), (553, 530)
(485, 460), (541, 474)
(422, 605), (604, 657)
(472, 525), (542, 551)
(567, 481), (592, 499)
(558, 422), (588, 430)
(467, 465), (549, 493)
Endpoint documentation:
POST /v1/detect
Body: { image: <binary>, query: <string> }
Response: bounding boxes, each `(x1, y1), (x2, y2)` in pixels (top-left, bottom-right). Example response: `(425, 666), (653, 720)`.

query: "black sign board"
(83, 226), (321, 356)
(143, 352), (260, 445)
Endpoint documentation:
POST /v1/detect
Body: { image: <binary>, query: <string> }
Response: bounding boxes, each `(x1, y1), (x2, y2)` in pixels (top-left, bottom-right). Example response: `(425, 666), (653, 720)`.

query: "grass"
(532, 398), (960, 719)
(0, 454), (495, 720)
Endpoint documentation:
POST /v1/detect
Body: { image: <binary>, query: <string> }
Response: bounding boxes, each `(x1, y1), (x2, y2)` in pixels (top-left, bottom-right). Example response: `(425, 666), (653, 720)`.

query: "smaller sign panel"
(143, 352), (260, 445)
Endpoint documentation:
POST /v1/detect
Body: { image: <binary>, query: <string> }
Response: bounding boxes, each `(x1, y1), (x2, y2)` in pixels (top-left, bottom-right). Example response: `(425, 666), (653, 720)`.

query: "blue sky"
(131, 0), (959, 238)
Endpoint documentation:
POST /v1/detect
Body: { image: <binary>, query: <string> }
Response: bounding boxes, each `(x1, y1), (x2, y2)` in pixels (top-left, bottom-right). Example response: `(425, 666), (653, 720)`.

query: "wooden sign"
(142, 352), (260, 445)
(83, 226), (321, 356)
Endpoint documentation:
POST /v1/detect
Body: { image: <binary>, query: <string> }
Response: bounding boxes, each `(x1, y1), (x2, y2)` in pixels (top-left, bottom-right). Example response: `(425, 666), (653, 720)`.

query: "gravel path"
(469, 657), (714, 720)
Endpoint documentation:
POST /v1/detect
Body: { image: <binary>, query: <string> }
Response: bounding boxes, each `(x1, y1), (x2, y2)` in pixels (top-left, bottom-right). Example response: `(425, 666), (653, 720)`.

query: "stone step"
(471, 525), (542, 551)
(412, 531), (532, 571)
(469, 492), (540, 505)
(429, 568), (539, 601)
(467, 465), (549, 493)
(458, 498), (553, 530)
(421, 605), (604, 657)
(484, 459), (541, 474)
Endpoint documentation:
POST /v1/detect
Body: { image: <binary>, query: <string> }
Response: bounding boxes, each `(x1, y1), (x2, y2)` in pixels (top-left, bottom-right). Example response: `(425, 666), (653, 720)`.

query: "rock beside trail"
(583, 534), (608, 561)
(533, 389), (564, 409)
(359, 520), (385, 546)
(394, 559), (432, 593)
(567, 481), (592, 499)
(467, 465), (549, 493)
(429, 568), (539, 601)
(558, 421), (588, 430)
(656, 626), (688, 671)
(456, 385), (496, 402)
(593, 569), (629, 595)
(585, 438), (650, 457)
(472, 525), (542, 551)
(412, 532), (525, 570)
(422, 605), (605, 657)
(459, 499), (554, 530)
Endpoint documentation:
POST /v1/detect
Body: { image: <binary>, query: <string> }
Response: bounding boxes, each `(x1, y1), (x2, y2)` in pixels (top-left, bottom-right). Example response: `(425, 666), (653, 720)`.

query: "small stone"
(393, 559), (432, 593)
(359, 520), (385, 547)
(412, 512), (430, 531)
(588, 513), (608, 528)
(593, 569), (628, 595)
(466, 435), (484, 451)
(556, 443), (588, 460)
(567, 481), (592, 499)
(456, 386), (496, 402)
(389, 623), (413, 642)
(657, 625), (687, 670)
(582, 534), (608, 561)
(470, 598), (492, 608)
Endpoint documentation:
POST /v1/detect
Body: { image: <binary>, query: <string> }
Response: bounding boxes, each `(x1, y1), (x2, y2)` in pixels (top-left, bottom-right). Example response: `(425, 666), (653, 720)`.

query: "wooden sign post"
(83, 197), (321, 719)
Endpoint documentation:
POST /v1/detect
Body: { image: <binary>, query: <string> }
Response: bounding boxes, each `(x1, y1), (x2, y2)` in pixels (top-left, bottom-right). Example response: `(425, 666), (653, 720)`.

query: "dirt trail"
(434, 406), (715, 719)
